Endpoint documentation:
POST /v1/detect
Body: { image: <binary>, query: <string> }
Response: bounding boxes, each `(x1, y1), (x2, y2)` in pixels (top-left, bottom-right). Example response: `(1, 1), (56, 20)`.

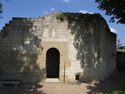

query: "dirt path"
(0, 83), (91, 94)
(0, 72), (125, 94)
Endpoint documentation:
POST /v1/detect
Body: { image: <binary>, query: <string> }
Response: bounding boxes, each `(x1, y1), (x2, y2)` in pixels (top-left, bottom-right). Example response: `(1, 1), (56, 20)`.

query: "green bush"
(56, 13), (67, 21)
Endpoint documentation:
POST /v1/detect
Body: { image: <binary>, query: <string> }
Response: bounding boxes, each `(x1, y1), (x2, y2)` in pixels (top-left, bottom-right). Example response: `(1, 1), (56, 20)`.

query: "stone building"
(0, 12), (116, 83)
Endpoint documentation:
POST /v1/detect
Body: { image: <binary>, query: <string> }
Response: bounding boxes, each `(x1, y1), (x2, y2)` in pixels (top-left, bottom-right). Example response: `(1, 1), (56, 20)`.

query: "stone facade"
(0, 12), (116, 83)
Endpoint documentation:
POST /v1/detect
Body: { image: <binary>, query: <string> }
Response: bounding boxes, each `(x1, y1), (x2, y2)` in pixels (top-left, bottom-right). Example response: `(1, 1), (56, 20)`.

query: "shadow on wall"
(117, 51), (125, 71)
(58, 13), (121, 93)
(0, 17), (45, 83)
(63, 13), (110, 82)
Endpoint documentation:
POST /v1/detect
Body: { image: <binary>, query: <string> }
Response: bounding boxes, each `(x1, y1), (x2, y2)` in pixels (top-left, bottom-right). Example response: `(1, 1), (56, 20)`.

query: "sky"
(0, 0), (125, 45)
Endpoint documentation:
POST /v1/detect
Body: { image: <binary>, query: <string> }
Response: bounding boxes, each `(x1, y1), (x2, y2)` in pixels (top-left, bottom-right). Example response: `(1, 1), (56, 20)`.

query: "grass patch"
(101, 91), (125, 94)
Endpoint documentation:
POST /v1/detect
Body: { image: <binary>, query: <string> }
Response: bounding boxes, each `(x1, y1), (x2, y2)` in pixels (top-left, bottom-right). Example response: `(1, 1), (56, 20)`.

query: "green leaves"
(0, 2), (2, 18)
(96, 0), (125, 24)
(56, 13), (68, 21)
(0, 3), (2, 13)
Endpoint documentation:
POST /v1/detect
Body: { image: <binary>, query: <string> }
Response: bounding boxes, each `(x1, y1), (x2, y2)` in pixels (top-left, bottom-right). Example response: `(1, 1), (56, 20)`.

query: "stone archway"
(46, 48), (60, 78)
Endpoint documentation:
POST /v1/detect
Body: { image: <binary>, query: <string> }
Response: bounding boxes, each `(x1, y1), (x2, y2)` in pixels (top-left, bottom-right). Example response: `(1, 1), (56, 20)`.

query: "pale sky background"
(0, 0), (125, 45)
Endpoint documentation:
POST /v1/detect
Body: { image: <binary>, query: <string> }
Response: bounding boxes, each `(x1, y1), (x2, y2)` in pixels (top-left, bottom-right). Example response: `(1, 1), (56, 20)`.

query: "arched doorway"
(46, 48), (60, 78)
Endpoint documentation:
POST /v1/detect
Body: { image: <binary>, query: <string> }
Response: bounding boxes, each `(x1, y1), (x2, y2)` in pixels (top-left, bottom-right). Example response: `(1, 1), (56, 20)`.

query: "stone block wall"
(117, 50), (125, 71)
(63, 13), (116, 82)
(0, 12), (116, 83)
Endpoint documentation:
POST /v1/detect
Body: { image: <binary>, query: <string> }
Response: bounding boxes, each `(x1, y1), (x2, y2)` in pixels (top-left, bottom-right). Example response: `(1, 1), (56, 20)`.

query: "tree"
(96, 0), (125, 24)
(117, 39), (122, 48)
(0, 1), (2, 18)
(0, 0), (9, 18)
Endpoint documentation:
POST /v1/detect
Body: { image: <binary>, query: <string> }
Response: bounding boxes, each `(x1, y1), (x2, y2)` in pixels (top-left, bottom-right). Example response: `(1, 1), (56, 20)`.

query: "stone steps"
(43, 78), (63, 83)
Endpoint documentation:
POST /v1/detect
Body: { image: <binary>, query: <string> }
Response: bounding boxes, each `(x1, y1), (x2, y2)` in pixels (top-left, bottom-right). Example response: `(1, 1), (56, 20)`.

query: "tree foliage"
(96, 0), (125, 24)
(0, 1), (2, 18)
(117, 39), (122, 48)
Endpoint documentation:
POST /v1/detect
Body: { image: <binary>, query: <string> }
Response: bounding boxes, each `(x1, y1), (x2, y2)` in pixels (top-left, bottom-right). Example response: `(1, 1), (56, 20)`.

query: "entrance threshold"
(44, 78), (63, 83)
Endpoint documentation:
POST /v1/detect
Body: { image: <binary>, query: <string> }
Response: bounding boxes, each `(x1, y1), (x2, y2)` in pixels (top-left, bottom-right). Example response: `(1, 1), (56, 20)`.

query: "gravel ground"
(0, 72), (125, 94)
(0, 83), (93, 94)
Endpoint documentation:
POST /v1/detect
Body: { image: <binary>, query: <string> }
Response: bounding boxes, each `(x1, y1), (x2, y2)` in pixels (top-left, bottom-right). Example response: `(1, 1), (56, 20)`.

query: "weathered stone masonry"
(0, 12), (116, 83)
